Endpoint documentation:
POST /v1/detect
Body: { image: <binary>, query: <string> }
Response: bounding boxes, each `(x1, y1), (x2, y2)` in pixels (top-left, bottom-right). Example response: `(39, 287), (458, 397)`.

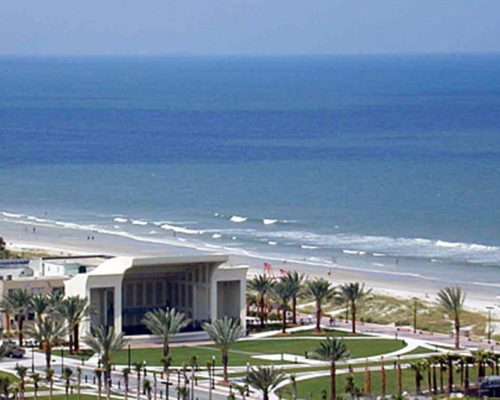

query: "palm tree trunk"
(74, 324), (80, 352)
(263, 389), (269, 400)
(316, 301), (322, 332)
(259, 297), (265, 328)
(17, 315), (24, 347)
(427, 366), (432, 393)
(351, 301), (356, 334)
(397, 361), (402, 396)
(330, 363), (336, 400)
(432, 363), (437, 393)
(464, 360), (470, 390)
(49, 382), (53, 400)
(292, 296), (297, 325)
(45, 348), (52, 370)
(381, 363), (386, 399)
(68, 330), (74, 355)
(455, 322), (460, 349)
(447, 358), (453, 393)
(223, 352), (229, 382)
(282, 306), (287, 334)
(439, 362), (444, 393)
(364, 364), (371, 397)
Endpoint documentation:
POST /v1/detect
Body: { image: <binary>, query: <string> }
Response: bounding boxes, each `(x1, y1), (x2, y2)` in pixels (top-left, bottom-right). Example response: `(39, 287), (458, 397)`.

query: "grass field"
(109, 338), (406, 367)
(278, 365), (481, 399)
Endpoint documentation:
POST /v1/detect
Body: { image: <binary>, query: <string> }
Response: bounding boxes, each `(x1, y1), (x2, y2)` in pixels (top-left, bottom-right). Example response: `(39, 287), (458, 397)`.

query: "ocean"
(1, 54), (500, 295)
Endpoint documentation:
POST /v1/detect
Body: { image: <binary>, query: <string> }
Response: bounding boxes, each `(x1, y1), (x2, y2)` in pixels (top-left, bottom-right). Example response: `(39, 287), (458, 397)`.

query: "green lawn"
(231, 338), (406, 359)
(403, 346), (436, 355)
(52, 349), (94, 361)
(110, 338), (405, 367)
(286, 329), (364, 337)
(278, 365), (482, 399)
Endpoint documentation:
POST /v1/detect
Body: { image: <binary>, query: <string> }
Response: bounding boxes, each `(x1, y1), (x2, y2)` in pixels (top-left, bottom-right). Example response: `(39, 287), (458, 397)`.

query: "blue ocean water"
(1, 54), (500, 283)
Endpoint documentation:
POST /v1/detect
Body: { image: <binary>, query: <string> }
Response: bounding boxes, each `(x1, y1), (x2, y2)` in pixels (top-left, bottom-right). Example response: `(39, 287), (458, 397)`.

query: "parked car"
(479, 376), (500, 397)
(1, 342), (25, 359)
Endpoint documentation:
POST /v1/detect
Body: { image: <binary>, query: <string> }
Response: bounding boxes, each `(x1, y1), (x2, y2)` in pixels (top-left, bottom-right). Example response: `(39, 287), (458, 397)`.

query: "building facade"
(64, 255), (247, 336)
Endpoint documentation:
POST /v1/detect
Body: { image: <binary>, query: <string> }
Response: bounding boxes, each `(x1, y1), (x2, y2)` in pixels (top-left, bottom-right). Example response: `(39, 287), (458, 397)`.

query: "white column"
(114, 282), (123, 334)
(209, 266), (218, 322)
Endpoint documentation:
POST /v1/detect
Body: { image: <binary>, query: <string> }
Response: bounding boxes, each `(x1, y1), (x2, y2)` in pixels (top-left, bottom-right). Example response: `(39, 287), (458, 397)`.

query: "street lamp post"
(61, 347), (65, 375)
(128, 344), (131, 370)
(31, 347), (35, 373)
(487, 306), (494, 344)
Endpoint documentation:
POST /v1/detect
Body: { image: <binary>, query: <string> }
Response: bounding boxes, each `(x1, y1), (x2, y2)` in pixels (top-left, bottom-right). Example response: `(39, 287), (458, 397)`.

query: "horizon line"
(1, 50), (500, 59)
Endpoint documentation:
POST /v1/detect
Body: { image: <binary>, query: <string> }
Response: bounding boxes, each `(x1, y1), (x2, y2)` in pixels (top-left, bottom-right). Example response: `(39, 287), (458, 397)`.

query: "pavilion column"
(114, 282), (123, 334)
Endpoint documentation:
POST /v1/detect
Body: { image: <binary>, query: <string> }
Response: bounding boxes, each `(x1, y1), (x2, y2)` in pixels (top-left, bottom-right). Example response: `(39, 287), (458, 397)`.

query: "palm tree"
(45, 368), (54, 400)
(15, 365), (28, 400)
(122, 367), (131, 400)
(57, 295), (90, 354)
(30, 294), (51, 323)
(272, 279), (294, 333)
(62, 367), (73, 400)
(8, 289), (32, 346)
(337, 282), (371, 334)
(142, 308), (190, 359)
(246, 366), (286, 400)
(134, 362), (142, 400)
(314, 337), (350, 400)
(411, 360), (426, 395)
(203, 317), (244, 382)
(27, 316), (67, 369)
(31, 373), (42, 400)
(84, 325), (125, 400)
(437, 286), (466, 349)
(249, 274), (275, 328)
(307, 278), (336, 332)
(282, 271), (306, 325)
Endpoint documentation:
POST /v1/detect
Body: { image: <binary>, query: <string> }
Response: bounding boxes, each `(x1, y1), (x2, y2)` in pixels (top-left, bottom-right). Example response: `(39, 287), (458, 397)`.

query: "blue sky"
(2, 0), (500, 56)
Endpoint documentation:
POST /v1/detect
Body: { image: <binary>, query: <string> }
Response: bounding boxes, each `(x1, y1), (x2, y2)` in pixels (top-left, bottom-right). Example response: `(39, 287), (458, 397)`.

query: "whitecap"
(268, 241), (278, 246)
(301, 245), (318, 250)
(263, 219), (278, 225)
(212, 233), (222, 239)
(2, 212), (23, 218)
(132, 220), (148, 226)
(230, 215), (247, 223)
(114, 217), (128, 223)
(160, 223), (201, 235)
(373, 253), (386, 257)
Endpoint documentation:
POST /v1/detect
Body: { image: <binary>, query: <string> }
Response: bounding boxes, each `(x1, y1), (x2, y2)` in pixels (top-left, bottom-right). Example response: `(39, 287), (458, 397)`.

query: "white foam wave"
(2, 212), (23, 218)
(230, 215), (247, 223)
(373, 253), (386, 257)
(114, 217), (128, 223)
(132, 220), (148, 226)
(263, 219), (278, 225)
(301, 245), (318, 249)
(212, 233), (222, 239)
(160, 224), (202, 235)
(268, 241), (278, 246)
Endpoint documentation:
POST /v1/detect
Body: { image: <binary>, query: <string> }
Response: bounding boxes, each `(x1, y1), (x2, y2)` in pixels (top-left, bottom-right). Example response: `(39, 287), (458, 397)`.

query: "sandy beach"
(2, 218), (498, 317)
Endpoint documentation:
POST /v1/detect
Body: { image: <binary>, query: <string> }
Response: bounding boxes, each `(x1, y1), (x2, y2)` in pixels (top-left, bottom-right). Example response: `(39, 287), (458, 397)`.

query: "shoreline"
(3, 220), (499, 317)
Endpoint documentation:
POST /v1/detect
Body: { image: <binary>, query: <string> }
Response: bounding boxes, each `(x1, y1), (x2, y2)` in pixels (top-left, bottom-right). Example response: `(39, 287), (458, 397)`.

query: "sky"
(2, 0), (500, 56)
